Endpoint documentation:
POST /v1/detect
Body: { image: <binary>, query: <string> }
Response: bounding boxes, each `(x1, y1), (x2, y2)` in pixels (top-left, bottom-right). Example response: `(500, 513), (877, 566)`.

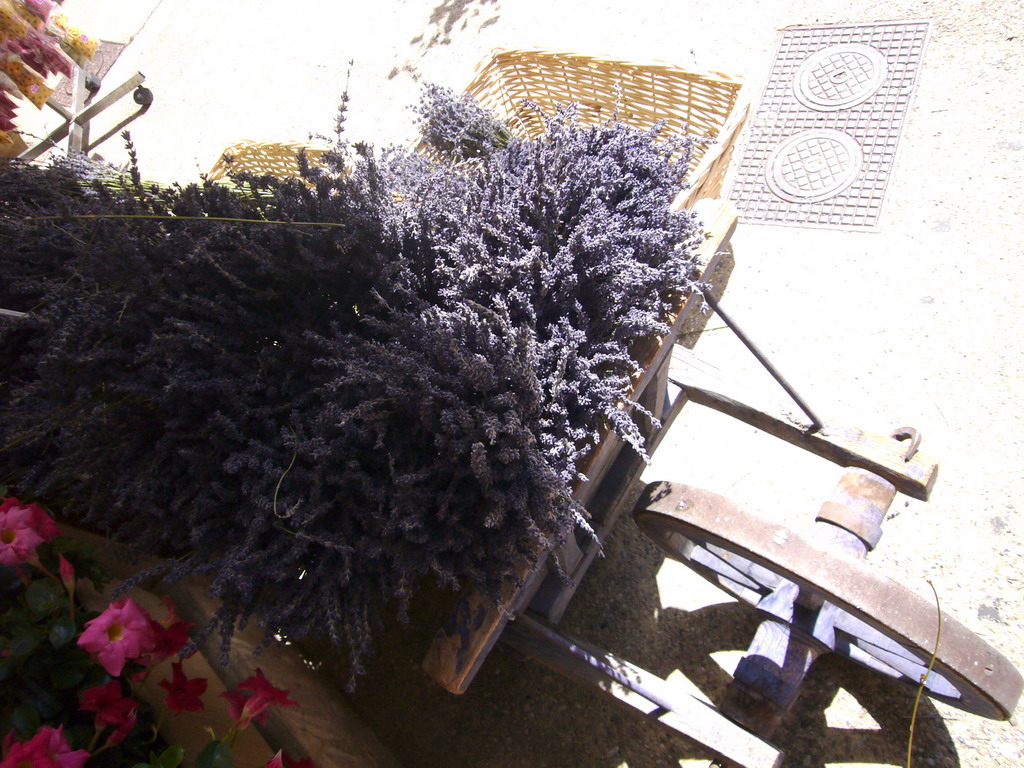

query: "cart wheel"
(133, 86), (154, 106)
(633, 482), (1023, 721)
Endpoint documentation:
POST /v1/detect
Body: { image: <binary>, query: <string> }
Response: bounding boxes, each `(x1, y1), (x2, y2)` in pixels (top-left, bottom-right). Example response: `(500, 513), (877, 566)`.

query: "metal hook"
(890, 426), (921, 462)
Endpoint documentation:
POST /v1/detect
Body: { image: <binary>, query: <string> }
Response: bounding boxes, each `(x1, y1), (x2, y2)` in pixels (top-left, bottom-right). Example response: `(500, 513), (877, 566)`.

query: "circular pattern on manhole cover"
(765, 129), (863, 203)
(794, 43), (888, 112)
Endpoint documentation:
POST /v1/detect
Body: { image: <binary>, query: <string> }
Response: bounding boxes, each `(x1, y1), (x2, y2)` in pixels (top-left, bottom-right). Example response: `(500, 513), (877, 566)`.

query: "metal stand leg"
(68, 68), (87, 153)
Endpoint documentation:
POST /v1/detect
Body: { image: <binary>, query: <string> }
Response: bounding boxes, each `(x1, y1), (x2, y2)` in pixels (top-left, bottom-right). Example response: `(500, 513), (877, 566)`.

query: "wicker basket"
(462, 49), (747, 209)
(209, 50), (747, 208)
(206, 139), (332, 181)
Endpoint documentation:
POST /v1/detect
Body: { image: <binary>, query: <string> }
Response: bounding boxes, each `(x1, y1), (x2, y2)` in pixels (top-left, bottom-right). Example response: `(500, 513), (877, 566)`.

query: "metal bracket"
(815, 500), (883, 550)
(19, 71), (153, 162)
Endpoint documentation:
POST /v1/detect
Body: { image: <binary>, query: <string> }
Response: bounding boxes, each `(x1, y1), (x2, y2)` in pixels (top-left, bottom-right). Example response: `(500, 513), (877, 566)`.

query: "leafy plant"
(0, 89), (702, 685)
(0, 497), (116, 765)
(0, 496), (309, 767)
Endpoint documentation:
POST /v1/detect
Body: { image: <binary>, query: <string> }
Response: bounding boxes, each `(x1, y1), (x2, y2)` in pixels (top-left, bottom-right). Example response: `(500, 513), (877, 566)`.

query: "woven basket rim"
(208, 48), (748, 199)
(467, 47), (744, 85)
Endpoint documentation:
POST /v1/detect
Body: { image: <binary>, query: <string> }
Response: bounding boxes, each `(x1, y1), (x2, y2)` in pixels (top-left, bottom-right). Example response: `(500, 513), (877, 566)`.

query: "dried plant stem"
(273, 448), (298, 519)
(907, 579), (942, 768)
(27, 213), (348, 229)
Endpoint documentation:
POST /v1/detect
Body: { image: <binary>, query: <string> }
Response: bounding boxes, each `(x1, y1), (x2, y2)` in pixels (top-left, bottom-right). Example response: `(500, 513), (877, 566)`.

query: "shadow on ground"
(388, 0), (502, 80)
(561, 504), (961, 767)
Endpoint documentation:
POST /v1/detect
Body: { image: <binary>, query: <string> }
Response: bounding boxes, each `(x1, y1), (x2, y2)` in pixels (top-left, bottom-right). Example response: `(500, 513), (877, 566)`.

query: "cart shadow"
(559, 500), (962, 767)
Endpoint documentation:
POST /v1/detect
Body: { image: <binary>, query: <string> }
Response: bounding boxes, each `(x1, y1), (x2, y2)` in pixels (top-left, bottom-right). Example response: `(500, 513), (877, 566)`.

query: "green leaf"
(0, 656), (17, 681)
(51, 536), (95, 559)
(25, 579), (63, 616)
(49, 660), (88, 689)
(82, 665), (110, 690)
(8, 626), (44, 656)
(130, 764), (152, 768)
(195, 740), (233, 768)
(157, 744), (185, 768)
(6, 606), (37, 627)
(22, 679), (61, 718)
(11, 704), (40, 734)
(67, 723), (94, 750)
(0, 564), (22, 594)
(48, 616), (78, 648)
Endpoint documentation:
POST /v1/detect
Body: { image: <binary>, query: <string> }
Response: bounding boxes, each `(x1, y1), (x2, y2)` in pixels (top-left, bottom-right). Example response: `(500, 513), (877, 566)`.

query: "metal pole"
(69, 68), (87, 153)
(701, 291), (824, 433)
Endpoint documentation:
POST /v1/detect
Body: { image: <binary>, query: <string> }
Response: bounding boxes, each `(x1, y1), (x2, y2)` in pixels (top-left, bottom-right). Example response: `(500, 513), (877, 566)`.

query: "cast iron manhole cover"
(765, 129), (863, 202)
(729, 20), (930, 229)
(794, 43), (888, 111)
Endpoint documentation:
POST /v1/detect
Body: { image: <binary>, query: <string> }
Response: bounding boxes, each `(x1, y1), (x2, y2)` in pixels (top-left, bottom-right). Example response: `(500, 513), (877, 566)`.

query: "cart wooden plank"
(501, 619), (782, 768)
(668, 346), (940, 500)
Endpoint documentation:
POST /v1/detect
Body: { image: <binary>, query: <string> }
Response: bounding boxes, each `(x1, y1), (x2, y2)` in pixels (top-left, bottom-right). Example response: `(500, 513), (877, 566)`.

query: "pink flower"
(29, 507), (60, 544)
(0, 729), (53, 768)
(105, 706), (138, 747)
(79, 680), (138, 729)
(0, 497), (60, 535)
(58, 553), (75, 594)
(78, 596), (157, 676)
(221, 668), (297, 730)
(0, 497), (60, 566)
(0, 726), (90, 768)
(23, 1), (56, 24)
(79, 681), (139, 745)
(158, 661), (208, 713)
(142, 596), (194, 666)
(264, 750), (315, 768)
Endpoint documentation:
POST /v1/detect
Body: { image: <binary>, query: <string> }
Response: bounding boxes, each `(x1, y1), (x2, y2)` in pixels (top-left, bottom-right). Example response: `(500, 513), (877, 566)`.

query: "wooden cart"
(416, 50), (1021, 768)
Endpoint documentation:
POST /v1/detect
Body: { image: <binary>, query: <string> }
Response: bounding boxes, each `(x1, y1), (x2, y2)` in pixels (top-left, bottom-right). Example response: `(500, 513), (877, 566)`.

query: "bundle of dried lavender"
(0, 91), (701, 685)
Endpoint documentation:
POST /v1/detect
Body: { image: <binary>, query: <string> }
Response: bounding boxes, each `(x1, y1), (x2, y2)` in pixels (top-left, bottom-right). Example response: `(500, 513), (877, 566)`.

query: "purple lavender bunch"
(415, 82), (514, 159)
(0, 93), (702, 687)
